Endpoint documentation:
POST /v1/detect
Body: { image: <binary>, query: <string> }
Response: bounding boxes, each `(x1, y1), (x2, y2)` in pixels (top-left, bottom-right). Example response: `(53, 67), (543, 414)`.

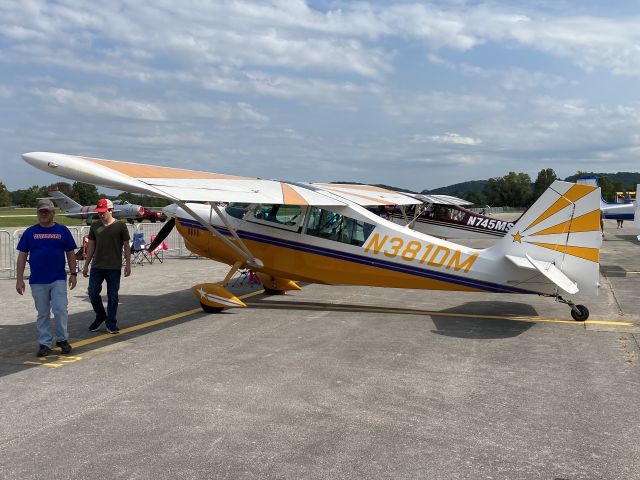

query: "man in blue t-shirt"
(16, 199), (78, 357)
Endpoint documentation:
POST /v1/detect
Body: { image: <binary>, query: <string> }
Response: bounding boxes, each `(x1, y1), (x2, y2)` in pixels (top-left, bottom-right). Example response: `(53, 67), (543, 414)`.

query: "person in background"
(82, 198), (131, 334)
(15, 199), (77, 357)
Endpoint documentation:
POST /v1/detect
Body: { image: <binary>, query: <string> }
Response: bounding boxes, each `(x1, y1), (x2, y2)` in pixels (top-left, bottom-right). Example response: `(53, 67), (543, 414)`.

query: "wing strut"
(173, 200), (264, 269)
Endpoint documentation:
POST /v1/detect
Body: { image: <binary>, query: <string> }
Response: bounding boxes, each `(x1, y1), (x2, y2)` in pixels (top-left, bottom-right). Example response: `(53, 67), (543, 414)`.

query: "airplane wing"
(23, 152), (350, 206)
(411, 193), (473, 206)
(310, 183), (421, 206)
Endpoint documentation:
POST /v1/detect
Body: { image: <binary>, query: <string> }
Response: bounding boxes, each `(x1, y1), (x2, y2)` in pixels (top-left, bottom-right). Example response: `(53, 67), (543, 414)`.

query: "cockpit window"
(253, 204), (302, 226)
(305, 207), (375, 246)
(225, 203), (251, 219)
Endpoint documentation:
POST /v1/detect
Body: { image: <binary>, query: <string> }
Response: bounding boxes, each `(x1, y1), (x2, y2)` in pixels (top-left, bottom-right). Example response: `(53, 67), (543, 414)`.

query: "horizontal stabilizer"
(506, 254), (579, 294)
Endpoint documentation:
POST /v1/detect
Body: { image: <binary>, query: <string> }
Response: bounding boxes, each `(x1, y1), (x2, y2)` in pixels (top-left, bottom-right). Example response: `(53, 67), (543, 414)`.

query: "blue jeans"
(31, 280), (68, 348)
(87, 268), (121, 329)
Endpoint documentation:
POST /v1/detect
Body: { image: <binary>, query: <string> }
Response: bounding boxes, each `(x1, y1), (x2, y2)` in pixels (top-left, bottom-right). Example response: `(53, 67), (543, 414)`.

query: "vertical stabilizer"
(48, 189), (82, 212)
(489, 180), (602, 295)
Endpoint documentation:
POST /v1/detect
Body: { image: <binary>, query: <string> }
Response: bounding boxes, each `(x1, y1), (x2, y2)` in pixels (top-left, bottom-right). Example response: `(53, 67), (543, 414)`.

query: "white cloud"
(426, 133), (483, 146)
(41, 88), (166, 121)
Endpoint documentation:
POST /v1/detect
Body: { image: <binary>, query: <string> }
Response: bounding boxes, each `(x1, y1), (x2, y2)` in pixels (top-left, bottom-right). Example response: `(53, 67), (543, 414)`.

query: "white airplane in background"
(388, 193), (517, 240)
(46, 189), (144, 224)
(576, 176), (636, 221)
(23, 152), (603, 321)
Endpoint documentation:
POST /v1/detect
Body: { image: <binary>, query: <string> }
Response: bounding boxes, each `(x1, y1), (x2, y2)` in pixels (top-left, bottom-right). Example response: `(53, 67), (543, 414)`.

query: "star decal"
(511, 231), (523, 243)
(197, 287), (207, 298)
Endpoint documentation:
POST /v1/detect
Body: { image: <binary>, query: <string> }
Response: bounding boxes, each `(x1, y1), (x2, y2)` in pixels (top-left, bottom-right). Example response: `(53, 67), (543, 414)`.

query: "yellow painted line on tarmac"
(251, 300), (636, 327)
(23, 289), (266, 367)
(71, 289), (266, 349)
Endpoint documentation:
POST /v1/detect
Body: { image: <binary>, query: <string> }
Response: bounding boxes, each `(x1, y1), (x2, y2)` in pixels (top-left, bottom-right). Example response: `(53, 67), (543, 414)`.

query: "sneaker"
(36, 345), (52, 357)
(89, 319), (103, 332)
(56, 340), (72, 354)
(106, 327), (120, 334)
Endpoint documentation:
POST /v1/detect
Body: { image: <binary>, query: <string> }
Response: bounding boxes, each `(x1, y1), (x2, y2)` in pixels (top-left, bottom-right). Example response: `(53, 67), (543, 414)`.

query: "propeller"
(146, 217), (175, 252)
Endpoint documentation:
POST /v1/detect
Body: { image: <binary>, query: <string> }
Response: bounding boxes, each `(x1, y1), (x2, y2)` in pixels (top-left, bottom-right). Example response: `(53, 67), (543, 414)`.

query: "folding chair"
(149, 234), (169, 263)
(75, 235), (89, 271)
(130, 231), (152, 266)
(231, 269), (261, 287)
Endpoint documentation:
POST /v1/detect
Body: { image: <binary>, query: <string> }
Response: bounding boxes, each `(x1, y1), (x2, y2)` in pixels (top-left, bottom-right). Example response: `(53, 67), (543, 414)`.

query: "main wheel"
(200, 302), (224, 313)
(570, 304), (589, 322)
(263, 287), (285, 295)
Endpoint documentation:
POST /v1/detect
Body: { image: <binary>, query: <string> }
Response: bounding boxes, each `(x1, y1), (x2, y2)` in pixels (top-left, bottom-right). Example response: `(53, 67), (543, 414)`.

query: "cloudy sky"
(2, 0), (639, 192)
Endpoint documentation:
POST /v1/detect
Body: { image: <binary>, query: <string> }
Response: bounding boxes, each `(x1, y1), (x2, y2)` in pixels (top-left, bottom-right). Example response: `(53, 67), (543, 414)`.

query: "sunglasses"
(37, 209), (53, 214)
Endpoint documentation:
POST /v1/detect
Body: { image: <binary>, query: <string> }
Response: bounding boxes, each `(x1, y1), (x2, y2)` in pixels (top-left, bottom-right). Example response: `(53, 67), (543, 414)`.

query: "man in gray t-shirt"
(82, 198), (131, 334)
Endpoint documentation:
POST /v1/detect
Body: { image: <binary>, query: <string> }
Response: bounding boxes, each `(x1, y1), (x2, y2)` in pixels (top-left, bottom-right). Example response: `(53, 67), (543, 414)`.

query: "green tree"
(15, 185), (49, 207)
(464, 190), (487, 206)
(532, 168), (557, 201)
(598, 176), (623, 203)
(485, 172), (532, 207)
(0, 182), (12, 207)
(117, 191), (170, 208)
(73, 182), (99, 205)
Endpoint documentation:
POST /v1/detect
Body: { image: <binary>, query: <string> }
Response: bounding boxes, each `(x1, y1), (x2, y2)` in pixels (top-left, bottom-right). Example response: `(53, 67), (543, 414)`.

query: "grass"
(0, 208), (87, 228)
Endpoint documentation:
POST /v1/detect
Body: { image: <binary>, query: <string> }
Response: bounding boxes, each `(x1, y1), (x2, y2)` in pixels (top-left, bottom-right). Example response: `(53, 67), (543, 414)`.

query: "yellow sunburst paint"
(530, 209), (601, 236)
(528, 242), (600, 263)
(524, 184), (597, 232)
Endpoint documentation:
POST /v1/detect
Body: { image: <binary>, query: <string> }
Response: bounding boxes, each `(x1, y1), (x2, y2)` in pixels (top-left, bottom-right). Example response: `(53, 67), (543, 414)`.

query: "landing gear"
(555, 295), (590, 322)
(570, 304), (589, 322)
(263, 287), (285, 295)
(200, 302), (224, 313)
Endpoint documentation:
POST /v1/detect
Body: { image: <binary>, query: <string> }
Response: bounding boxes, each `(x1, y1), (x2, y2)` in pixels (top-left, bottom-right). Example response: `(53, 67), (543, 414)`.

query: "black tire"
(200, 302), (224, 313)
(263, 287), (285, 295)
(137, 218), (143, 223)
(571, 304), (589, 322)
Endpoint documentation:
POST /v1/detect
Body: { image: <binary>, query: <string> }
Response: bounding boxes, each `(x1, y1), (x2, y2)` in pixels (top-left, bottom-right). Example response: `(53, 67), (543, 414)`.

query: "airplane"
(46, 189), (144, 224)
(577, 176), (636, 221)
(22, 152), (603, 321)
(387, 193), (517, 240)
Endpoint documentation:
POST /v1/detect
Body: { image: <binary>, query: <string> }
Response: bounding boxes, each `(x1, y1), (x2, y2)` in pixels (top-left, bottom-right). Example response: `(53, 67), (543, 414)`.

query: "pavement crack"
(601, 273), (625, 316)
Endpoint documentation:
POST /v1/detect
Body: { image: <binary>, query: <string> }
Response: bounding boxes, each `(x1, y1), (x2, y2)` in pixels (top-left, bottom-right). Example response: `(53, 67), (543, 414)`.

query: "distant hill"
(421, 180), (488, 197)
(563, 172), (640, 189)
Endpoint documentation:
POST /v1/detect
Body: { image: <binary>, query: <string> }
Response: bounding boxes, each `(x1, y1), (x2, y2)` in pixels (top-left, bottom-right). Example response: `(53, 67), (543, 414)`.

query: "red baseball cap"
(95, 198), (113, 213)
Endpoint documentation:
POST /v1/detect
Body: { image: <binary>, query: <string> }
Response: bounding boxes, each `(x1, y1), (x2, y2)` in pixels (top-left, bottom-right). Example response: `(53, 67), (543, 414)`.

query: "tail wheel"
(571, 305), (589, 322)
(200, 302), (224, 313)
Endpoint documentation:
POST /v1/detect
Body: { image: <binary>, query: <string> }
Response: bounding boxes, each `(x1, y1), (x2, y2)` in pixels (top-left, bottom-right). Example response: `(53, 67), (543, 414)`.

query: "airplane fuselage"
(390, 204), (516, 239)
(166, 202), (559, 296)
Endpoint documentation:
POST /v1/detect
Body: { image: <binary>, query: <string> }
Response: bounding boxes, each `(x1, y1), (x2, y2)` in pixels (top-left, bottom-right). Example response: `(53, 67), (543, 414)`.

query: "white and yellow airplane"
(23, 152), (603, 321)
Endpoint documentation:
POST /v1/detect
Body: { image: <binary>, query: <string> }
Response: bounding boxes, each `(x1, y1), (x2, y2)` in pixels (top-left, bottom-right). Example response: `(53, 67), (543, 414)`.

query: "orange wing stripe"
(316, 183), (396, 193)
(530, 210), (601, 236)
(528, 242), (600, 263)
(84, 157), (250, 180)
(281, 183), (308, 205)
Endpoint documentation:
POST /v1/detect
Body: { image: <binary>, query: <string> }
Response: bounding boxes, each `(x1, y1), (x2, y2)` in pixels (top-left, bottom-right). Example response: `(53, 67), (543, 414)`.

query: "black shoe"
(36, 345), (52, 357)
(56, 340), (72, 354)
(89, 319), (103, 332)
(106, 327), (120, 334)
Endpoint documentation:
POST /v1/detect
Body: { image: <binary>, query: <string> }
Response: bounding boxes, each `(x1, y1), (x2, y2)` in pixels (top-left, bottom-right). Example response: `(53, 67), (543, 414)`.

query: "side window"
(225, 203), (250, 220)
(305, 207), (374, 246)
(253, 204), (302, 226)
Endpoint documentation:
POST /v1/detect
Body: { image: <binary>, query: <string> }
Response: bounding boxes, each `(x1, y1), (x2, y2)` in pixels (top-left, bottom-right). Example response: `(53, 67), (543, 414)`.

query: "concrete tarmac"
(0, 220), (639, 479)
